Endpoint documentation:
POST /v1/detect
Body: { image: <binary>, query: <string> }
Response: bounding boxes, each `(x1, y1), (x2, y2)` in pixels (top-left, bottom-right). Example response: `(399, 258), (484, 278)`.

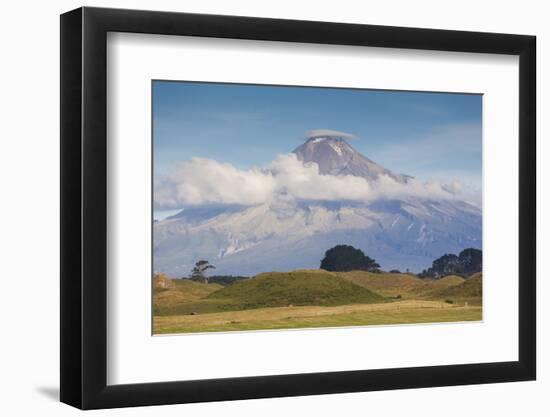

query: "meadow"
(153, 270), (482, 334)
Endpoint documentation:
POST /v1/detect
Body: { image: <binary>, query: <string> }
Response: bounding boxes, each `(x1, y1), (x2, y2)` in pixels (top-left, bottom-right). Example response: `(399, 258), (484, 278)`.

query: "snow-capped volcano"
(293, 130), (411, 184)
(154, 130), (481, 277)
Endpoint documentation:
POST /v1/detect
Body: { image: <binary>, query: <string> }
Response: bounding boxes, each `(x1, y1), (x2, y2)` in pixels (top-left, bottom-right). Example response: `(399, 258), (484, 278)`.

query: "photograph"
(152, 81), (483, 335)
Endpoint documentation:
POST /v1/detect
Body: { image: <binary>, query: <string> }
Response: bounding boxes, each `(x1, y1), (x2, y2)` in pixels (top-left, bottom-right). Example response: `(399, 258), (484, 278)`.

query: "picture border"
(150, 78), (484, 336)
(60, 6), (536, 409)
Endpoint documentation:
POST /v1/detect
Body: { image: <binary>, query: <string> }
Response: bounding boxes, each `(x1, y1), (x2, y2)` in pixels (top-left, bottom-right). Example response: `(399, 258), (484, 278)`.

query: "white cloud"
(307, 129), (355, 140)
(154, 157), (275, 208)
(154, 153), (477, 209)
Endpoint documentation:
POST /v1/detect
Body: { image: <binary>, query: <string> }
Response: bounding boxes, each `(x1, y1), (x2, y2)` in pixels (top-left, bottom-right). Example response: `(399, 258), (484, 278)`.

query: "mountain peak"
(294, 130), (410, 184)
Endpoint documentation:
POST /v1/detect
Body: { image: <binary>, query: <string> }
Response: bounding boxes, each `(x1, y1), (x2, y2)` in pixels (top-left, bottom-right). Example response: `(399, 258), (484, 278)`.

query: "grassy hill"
(469, 272), (482, 280)
(152, 270), (483, 333)
(419, 275), (465, 295)
(427, 275), (465, 287)
(153, 279), (223, 315)
(153, 269), (481, 319)
(429, 273), (482, 300)
(337, 271), (464, 299)
(206, 270), (384, 310)
(337, 271), (424, 298)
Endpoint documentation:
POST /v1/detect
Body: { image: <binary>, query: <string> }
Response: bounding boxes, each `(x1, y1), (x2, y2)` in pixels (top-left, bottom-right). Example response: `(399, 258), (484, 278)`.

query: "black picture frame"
(60, 6), (536, 410)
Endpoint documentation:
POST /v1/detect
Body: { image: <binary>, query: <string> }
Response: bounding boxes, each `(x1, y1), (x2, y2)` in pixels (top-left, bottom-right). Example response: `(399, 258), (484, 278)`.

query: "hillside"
(429, 273), (482, 299)
(206, 270), (384, 310)
(337, 271), (464, 299)
(468, 272), (482, 280)
(337, 271), (424, 298)
(153, 279), (223, 315)
(420, 275), (465, 293)
(152, 270), (482, 333)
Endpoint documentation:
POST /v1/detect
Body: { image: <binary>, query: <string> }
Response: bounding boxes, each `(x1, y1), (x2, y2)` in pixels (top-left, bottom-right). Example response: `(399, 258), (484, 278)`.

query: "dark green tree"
(419, 248), (482, 278)
(190, 260), (215, 283)
(458, 248), (482, 275)
(320, 245), (380, 272)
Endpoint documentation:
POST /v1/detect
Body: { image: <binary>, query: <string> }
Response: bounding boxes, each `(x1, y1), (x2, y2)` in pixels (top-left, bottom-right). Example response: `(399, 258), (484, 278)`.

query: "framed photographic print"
(60, 6), (536, 409)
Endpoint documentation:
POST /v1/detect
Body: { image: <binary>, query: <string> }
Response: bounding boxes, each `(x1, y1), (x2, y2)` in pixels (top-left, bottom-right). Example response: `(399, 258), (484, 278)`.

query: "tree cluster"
(320, 245), (380, 272)
(204, 275), (249, 286)
(419, 248), (482, 278)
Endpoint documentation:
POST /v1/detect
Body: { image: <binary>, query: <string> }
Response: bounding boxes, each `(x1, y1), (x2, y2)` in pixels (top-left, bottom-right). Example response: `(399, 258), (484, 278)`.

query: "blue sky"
(153, 81), (482, 209)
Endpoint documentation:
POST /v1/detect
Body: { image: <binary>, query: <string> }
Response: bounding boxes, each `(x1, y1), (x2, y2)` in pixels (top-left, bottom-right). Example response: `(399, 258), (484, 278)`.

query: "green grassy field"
(153, 270), (482, 334)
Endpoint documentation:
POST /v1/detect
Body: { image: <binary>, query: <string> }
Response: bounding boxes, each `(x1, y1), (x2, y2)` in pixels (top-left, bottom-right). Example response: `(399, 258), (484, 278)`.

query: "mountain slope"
(153, 130), (481, 277)
(154, 197), (481, 276)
